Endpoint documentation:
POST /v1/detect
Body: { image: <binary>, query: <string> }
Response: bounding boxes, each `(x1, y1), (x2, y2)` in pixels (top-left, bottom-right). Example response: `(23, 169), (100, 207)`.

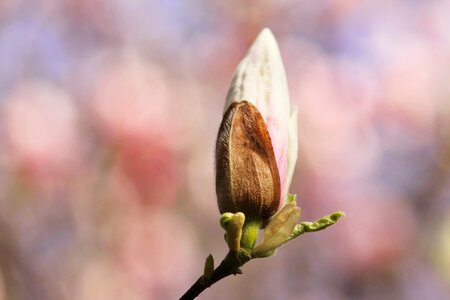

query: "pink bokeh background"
(0, 1), (449, 299)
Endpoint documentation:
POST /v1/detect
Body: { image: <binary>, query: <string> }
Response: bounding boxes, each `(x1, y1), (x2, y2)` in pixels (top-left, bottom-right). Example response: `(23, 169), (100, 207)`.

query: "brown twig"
(180, 250), (251, 300)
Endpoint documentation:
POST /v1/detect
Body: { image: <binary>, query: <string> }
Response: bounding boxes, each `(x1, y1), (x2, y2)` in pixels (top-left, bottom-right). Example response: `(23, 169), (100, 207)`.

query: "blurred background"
(0, 0), (449, 299)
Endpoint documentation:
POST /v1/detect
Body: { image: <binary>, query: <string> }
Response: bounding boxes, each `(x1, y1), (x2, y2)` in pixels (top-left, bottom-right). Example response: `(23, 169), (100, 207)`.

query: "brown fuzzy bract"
(215, 101), (281, 226)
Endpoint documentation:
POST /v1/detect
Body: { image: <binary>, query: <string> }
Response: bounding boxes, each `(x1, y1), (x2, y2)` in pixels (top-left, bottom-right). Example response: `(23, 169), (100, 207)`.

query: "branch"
(180, 250), (251, 300)
(180, 210), (344, 299)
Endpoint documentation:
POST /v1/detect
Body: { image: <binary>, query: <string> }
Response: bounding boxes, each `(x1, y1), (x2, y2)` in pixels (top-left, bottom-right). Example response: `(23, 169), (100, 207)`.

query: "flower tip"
(252, 28), (278, 51)
(256, 28), (275, 40)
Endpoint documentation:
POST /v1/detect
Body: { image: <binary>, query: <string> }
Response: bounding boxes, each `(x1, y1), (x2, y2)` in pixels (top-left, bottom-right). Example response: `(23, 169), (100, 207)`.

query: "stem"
(179, 250), (251, 300)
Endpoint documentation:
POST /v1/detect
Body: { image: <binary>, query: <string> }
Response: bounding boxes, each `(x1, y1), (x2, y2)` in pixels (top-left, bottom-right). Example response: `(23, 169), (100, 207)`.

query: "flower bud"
(215, 28), (297, 226)
(225, 28), (297, 205)
(215, 101), (280, 225)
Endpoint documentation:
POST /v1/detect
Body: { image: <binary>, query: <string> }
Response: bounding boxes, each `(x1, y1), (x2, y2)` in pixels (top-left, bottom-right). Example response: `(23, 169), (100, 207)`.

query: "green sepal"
(287, 193), (297, 204)
(220, 213), (235, 230)
(240, 220), (260, 252)
(220, 212), (245, 252)
(290, 211), (345, 240)
(203, 254), (214, 280)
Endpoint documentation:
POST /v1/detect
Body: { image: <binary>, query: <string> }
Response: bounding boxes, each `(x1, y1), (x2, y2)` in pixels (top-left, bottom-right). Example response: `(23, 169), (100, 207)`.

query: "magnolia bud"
(215, 101), (281, 226)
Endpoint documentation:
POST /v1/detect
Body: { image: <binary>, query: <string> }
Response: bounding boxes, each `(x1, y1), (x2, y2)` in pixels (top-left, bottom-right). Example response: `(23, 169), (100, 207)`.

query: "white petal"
(225, 29), (290, 118)
(224, 28), (292, 198)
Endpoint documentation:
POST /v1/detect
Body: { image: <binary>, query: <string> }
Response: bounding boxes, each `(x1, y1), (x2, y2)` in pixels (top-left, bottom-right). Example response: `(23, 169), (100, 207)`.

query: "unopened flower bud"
(216, 101), (281, 225)
(215, 28), (297, 227)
